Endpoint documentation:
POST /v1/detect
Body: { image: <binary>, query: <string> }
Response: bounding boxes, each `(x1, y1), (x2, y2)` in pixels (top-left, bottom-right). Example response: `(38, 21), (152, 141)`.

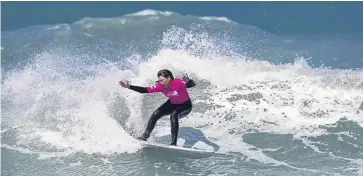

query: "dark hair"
(157, 69), (174, 79)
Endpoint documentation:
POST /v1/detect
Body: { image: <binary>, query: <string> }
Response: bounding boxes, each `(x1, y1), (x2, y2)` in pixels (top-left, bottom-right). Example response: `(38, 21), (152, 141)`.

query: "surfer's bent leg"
(169, 99), (192, 146)
(139, 100), (174, 140)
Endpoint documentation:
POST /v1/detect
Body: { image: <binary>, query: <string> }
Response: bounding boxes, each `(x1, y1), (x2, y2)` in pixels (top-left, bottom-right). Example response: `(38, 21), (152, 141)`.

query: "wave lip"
(125, 9), (175, 16)
(199, 16), (233, 23)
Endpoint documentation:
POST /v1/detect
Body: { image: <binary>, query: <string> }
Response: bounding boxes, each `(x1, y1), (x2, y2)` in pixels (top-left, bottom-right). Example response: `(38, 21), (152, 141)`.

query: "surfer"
(119, 69), (196, 146)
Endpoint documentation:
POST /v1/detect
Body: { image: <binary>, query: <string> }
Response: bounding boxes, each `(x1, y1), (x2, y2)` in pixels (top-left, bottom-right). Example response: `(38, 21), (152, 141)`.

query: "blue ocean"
(1, 2), (363, 176)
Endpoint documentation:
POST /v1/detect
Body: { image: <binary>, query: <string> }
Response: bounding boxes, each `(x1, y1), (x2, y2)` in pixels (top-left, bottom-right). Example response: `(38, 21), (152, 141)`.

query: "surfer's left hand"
(182, 73), (190, 82)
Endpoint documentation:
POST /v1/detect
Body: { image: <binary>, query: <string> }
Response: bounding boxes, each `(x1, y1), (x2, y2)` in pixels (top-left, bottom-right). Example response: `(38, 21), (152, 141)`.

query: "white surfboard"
(138, 140), (215, 154)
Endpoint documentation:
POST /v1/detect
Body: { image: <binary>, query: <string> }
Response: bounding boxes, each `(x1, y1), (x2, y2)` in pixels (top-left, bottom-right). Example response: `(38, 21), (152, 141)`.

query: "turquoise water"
(2, 2), (363, 35)
(1, 2), (363, 176)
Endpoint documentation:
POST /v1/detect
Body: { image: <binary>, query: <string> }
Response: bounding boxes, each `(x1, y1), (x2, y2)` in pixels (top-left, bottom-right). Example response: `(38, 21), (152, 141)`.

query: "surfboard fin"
(136, 136), (147, 141)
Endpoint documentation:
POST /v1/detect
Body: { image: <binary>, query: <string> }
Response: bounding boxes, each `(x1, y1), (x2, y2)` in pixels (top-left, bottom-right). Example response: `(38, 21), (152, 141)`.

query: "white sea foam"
(126, 9), (174, 17)
(1, 22), (362, 167)
(199, 16), (232, 23)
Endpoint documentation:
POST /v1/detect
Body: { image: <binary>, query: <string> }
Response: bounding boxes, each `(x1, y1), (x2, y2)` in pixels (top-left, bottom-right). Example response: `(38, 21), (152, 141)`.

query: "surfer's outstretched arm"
(128, 85), (148, 93)
(119, 81), (148, 93)
(128, 84), (165, 94)
(119, 80), (163, 94)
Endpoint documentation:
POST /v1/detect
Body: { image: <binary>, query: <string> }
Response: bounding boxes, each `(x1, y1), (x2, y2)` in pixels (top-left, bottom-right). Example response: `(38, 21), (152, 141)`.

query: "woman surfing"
(119, 69), (196, 146)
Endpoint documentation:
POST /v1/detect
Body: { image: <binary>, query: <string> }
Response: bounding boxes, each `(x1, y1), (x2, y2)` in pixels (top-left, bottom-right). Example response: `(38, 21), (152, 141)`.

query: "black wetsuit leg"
(170, 99), (192, 145)
(139, 100), (174, 140)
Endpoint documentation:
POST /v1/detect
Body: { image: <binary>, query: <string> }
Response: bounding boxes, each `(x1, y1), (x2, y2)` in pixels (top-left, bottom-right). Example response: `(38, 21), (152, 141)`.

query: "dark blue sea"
(1, 2), (363, 176)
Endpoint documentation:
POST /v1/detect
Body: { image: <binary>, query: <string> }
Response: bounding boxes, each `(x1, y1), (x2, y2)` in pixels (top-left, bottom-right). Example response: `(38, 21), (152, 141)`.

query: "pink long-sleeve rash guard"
(146, 78), (190, 104)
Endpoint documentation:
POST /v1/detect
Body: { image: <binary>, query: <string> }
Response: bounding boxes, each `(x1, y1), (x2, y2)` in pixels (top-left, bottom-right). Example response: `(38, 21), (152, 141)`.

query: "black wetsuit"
(128, 79), (196, 145)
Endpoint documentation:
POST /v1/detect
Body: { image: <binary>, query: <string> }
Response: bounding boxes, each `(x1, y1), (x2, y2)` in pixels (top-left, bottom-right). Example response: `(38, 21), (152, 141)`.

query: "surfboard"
(137, 139), (215, 154)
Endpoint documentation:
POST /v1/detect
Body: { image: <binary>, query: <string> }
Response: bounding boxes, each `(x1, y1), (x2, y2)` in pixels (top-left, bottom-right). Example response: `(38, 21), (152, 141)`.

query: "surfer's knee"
(179, 108), (192, 119)
(170, 112), (178, 122)
(170, 111), (179, 124)
(150, 109), (163, 120)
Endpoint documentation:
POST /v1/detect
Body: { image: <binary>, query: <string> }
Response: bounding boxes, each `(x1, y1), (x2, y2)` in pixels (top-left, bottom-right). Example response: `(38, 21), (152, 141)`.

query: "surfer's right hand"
(119, 81), (130, 88)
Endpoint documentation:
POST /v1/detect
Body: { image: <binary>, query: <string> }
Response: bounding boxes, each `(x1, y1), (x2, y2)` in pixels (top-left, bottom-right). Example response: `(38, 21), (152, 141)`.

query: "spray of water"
(1, 22), (362, 169)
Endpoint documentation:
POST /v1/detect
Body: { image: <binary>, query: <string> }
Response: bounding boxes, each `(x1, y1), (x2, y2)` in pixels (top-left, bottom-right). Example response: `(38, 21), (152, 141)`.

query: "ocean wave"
(125, 9), (175, 16)
(1, 10), (362, 175)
